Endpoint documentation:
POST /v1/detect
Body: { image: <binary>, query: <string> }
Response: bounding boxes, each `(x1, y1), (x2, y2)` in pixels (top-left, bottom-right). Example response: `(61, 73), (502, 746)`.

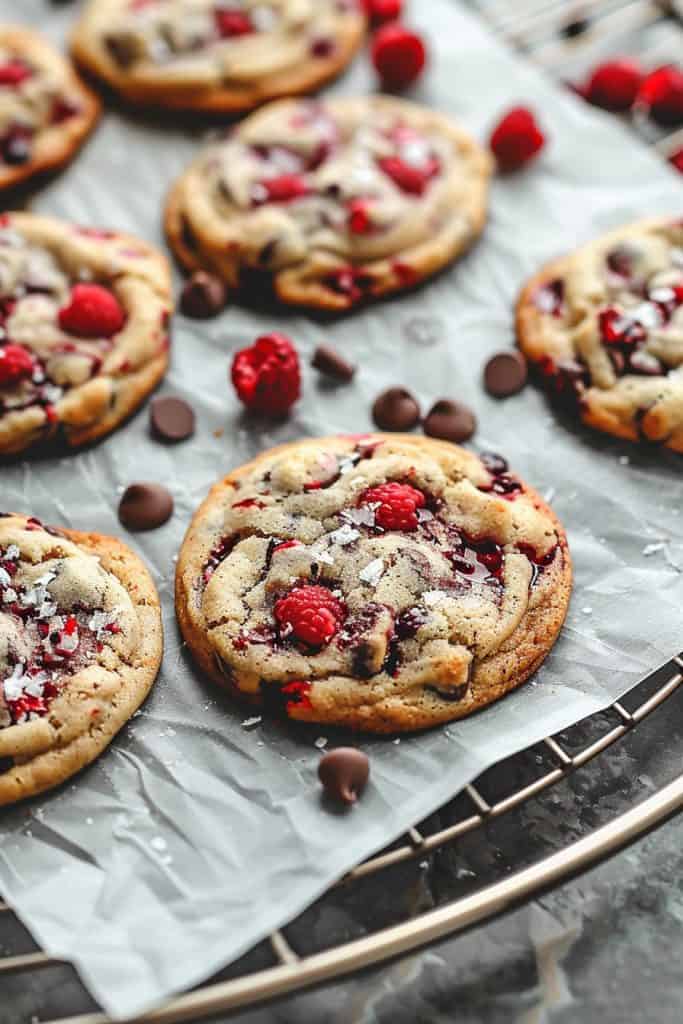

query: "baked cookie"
(165, 95), (492, 311)
(0, 27), (99, 193)
(0, 513), (162, 805)
(72, 0), (366, 114)
(517, 217), (683, 453)
(176, 435), (571, 734)
(0, 212), (173, 458)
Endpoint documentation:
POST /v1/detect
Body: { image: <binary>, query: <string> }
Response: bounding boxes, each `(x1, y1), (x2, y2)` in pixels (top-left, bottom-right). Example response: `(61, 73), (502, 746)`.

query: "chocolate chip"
(372, 387), (421, 432)
(311, 344), (356, 382)
(118, 483), (173, 532)
(318, 748), (370, 806)
(423, 400), (476, 444)
(150, 396), (196, 443)
(2, 127), (31, 166)
(483, 351), (528, 398)
(180, 271), (227, 319)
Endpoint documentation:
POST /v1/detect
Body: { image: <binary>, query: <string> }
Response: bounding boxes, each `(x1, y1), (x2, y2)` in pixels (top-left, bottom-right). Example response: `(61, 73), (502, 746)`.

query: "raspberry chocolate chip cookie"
(0, 27), (99, 193)
(165, 95), (492, 311)
(176, 435), (571, 733)
(0, 513), (162, 805)
(72, 0), (366, 114)
(517, 218), (683, 452)
(0, 212), (173, 457)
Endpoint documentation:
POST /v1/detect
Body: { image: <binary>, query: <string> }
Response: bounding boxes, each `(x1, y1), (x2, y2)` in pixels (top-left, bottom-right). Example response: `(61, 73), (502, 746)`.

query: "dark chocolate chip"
(150, 396), (196, 443)
(562, 13), (589, 37)
(483, 350), (528, 398)
(423, 400), (476, 444)
(118, 483), (173, 532)
(311, 344), (356, 382)
(2, 127), (31, 166)
(318, 747), (370, 806)
(105, 33), (139, 68)
(372, 387), (421, 432)
(180, 271), (227, 319)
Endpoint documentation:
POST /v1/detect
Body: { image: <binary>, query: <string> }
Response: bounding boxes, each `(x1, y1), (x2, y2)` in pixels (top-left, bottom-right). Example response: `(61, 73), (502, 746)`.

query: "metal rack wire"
(2, 2), (683, 1021)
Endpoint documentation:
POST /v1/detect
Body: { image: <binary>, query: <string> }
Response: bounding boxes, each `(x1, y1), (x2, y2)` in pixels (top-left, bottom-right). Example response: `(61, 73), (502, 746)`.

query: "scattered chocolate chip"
(318, 747), (370, 806)
(150, 396), (195, 443)
(372, 387), (421, 432)
(180, 271), (227, 319)
(423, 399), (476, 444)
(118, 483), (173, 532)
(311, 344), (356, 382)
(483, 351), (528, 398)
(562, 14), (589, 38)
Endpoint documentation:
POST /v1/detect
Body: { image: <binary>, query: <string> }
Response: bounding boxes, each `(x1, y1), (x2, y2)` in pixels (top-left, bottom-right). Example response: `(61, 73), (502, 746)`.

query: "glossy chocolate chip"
(118, 483), (173, 532)
(318, 747), (370, 806)
(180, 271), (228, 319)
(311, 344), (356, 381)
(483, 351), (528, 397)
(372, 387), (421, 432)
(423, 400), (476, 443)
(150, 396), (196, 443)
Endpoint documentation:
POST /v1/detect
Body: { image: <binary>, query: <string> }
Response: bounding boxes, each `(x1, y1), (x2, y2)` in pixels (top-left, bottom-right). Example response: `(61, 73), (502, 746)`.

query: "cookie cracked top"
(0, 513), (162, 805)
(176, 435), (571, 733)
(517, 217), (683, 453)
(0, 27), (99, 192)
(166, 95), (492, 311)
(72, 0), (366, 114)
(0, 212), (173, 457)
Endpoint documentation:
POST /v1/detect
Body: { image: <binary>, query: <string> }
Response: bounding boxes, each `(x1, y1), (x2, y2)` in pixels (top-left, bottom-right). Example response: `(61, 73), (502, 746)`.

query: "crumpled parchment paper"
(0, 0), (682, 1018)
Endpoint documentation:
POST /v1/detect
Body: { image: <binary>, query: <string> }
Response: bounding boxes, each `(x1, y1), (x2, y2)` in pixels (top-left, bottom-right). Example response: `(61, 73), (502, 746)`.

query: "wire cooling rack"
(2, 2), (683, 1022)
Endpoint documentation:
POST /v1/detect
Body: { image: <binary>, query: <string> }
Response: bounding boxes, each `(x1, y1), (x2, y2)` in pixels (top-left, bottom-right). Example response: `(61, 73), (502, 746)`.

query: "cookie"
(0, 27), (99, 193)
(0, 212), (173, 457)
(517, 217), (683, 453)
(0, 513), (163, 805)
(165, 95), (492, 311)
(71, 0), (366, 115)
(176, 434), (571, 734)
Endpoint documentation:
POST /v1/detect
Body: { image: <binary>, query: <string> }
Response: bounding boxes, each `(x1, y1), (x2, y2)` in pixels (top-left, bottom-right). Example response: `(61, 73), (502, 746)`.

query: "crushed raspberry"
(274, 585), (346, 647)
(490, 107), (545, 172)
(0, 61), (32, 87)
(585, 59), (643, 112)
(214, 9), (254, 37)
(377, 155), (440, 195)
(51, 97), (80, 124)
(360, 482), (426, 531)
(324, 267), (374, 303)
(598, 307), (647, 347)
(534, 279), (565, 317)
(0, 344), (34, 386)
(371, 23), (427, 90)
(253, 174), (310, 205)
(281, 680), (312, 712)
(347, 198), (374, 234)
(363, 0), (402, 24)
(231, 332), (301, 416)
(58, 284), (126, 339)
(637, 66), (683, 126)
(670, 148), (683, 174)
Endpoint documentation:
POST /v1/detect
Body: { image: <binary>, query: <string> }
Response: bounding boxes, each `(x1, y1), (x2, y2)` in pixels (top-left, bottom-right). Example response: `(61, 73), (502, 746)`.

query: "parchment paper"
(1, 1), (682, 1018)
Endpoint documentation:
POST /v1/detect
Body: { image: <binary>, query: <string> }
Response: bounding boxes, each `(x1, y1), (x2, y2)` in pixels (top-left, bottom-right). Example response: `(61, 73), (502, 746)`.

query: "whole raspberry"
(377, 155), (440, 195)
(347, 198), (374, 234)
(585, 59), (643, 112)
(0, 61), (32, 87)
(0, 344), (34, 386)
(58, 284), (126, 339)
(638, 66), (683, 126)
(363, 0), (403, 25)
(490, 107), (545, 172)
(371, 23), (427, 91)
(360, 482), (426, 531)
(274, 585), (345, 646)
(231, 332), (301, 416)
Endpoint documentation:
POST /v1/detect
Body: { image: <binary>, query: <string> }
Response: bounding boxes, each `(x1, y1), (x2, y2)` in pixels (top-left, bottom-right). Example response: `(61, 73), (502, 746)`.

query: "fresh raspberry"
(363, 0), (403, 25)
(490, 107), (545, 172)
(360, 482), (426, 531)
(274, 585), (345, 646)
(377, 155), (440, 195)
(0, 344), (34, 385)
(231, 332), (301, 416)
(585, 59), (643, 112)
(58, 284), (126, 339)
(637, 66), (683, 126)
(371, 23), (426, 91)
(253, 174), (310, 205)
(347, 198), (374, 234)
(0, 61), (32, 87)
(214, 9), (254, 37)
(670, 148), (683, 174)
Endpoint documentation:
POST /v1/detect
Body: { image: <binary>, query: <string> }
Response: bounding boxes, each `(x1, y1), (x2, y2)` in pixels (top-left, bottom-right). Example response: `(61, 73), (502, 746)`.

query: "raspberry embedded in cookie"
(274, 585), (346, 647)
(359, 482), (426, 531)
(0, 345), (34, 386)
(58, 283), (127, 339)
(0, 60), (32, 87)
(214, 8), (255, 38)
